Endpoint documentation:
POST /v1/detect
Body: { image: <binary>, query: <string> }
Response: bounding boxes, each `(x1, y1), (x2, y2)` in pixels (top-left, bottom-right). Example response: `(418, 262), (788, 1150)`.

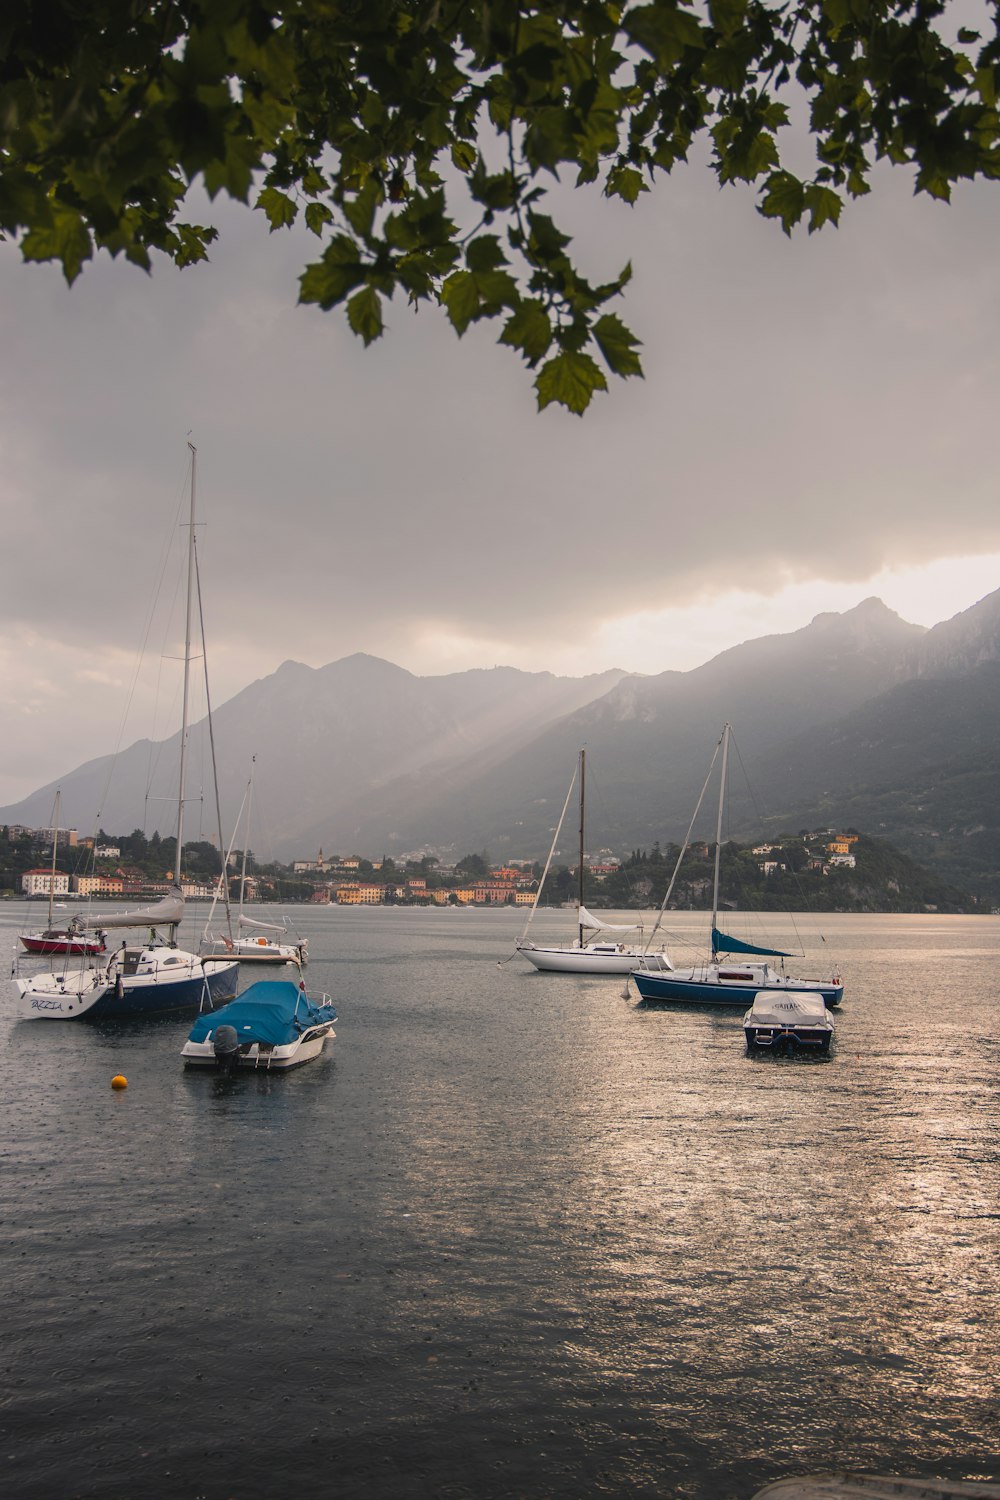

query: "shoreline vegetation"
(2, 827), (982, 916)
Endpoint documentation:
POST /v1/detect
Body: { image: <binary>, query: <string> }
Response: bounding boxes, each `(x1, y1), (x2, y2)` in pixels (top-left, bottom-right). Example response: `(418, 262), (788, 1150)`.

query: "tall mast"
(238, 760), (255, 930)
(174, 442), (198, 892)
(48, 789), (60, 928)
(577, 747), (586, 950)
(710, 722), (731, 957)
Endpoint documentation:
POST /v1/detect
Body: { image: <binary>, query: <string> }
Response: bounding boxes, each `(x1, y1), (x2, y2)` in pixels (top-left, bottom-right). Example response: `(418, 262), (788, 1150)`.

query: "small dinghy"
(181, 978), (337, 1072)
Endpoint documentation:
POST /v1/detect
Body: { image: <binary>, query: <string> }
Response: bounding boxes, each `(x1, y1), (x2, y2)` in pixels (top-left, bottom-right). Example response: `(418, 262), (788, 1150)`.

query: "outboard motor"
(212, 1024), (241, 1072)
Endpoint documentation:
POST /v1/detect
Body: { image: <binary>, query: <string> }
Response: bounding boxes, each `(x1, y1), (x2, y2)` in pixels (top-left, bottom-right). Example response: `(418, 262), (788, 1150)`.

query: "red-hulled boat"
(19, 926), (106, 957)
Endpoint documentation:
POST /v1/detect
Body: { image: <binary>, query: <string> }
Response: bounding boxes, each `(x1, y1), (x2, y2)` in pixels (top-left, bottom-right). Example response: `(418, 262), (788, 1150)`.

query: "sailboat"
(18, 791), (107, 957)
(515, 749), (673, 974)
(630, 723), (844, 1007)
(200, 762), (308, 966)
(15, 444), (241, 1021)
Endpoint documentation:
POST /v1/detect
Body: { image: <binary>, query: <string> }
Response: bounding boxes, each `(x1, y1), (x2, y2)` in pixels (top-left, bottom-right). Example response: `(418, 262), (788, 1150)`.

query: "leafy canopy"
(3, 1), (999, 411)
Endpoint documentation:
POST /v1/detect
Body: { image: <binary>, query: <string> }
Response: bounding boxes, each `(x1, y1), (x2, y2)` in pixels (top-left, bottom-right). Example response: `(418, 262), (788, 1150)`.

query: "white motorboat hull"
(182, 1023), (335, 1070)
(518, 943), (673, 975)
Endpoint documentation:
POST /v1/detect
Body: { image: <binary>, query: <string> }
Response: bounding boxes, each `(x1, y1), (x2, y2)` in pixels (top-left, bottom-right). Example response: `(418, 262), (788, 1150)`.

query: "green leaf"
(342, 179), (382, 239)
(525, 212), (573, 263)
(759, 171), (805, 234)
(440, 270), (480, 334)
(347, 286), (384, 345)
(472, 268), (519, 313)
(915, 165), (953, 202)
(255, 186), (298, 231)
(298, 236), (368, 309)
(975, 67), (997, 109)
(708, 0), (748, 39)
(593, 314), (643, 378)
(803, 183), (842, 232)
(202, 132), (258, 202)
(500, 300), (553, 365)
(21, 207), (93, 284)
(466, 235), (506, 273)
(301, 167), (327, 197)
(304, 201), (333, 237)
(450, 142), (477, 173)
(605, 165), (647, 205)
(172, 222), (218, 267)
(626, 4), (707, 70)
(535, 350), (608, 414)
(714, 119), (780, 184)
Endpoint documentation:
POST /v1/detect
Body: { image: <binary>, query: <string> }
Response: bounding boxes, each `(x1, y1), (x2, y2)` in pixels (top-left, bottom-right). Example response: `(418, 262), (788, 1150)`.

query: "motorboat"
(181, 978), (337, 1071)
(743, 991), (835, 1054)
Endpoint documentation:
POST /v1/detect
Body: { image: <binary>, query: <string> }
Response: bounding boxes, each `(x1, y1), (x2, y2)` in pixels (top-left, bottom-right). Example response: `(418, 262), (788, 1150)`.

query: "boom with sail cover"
(711, 928), (793, 959)
(91, 890), (186, 931)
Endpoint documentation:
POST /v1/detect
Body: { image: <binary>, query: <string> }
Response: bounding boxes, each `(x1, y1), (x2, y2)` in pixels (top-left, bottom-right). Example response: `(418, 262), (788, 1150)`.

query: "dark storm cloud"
(1, 162), (998, 801)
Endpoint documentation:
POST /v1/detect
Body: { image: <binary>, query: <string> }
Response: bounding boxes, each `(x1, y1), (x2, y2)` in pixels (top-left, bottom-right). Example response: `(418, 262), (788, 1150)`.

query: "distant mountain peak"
(909, 583), (1000, 676)
(810, 596), (913, 629)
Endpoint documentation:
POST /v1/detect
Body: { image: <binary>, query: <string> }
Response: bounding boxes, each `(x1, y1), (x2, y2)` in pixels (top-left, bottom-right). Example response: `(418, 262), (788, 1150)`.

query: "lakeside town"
(3, 819), (978, 914)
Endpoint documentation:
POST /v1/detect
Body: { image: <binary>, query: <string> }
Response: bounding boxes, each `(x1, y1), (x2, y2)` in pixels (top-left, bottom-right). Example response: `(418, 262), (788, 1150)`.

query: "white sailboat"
(16, 444), (241, 1021)
(515, 749), (673, 974)
(201, 762), (307, 966)
(631, 723), (844, 1007)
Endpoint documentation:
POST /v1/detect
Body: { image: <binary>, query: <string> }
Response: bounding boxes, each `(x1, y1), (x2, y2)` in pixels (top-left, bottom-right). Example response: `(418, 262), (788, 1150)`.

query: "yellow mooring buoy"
(111, 1074), (128, 1090)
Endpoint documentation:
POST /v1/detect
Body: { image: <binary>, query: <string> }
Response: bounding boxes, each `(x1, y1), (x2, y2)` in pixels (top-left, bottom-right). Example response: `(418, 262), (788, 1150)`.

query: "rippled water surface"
(2, 905), (999, 1499)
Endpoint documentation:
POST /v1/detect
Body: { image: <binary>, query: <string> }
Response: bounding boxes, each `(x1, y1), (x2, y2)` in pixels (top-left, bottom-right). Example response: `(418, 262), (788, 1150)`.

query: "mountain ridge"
(1, 589), (997, 898)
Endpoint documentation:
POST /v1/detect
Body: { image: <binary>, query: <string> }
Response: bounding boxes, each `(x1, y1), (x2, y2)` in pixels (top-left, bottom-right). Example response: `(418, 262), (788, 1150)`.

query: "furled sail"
(238, 916), (288, 934)
(579, 906), (642, 934)
(711, 926), (792, 959)
(89, 889), (185, 931)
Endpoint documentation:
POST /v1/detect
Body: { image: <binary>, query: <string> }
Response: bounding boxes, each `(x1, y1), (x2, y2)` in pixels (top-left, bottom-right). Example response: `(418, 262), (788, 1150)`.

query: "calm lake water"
(2, 903), (999, 1499)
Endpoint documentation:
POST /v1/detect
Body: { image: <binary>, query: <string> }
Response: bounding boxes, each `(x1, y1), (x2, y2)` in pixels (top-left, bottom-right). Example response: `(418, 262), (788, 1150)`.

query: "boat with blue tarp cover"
(181, 978), (337, 1070)
(631, 723), (844, 1008)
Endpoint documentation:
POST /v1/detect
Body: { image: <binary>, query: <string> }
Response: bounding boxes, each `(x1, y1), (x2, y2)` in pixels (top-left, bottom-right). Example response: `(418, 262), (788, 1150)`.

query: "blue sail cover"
(711, 926), (793, 959)
(186, 980), (336, 1047)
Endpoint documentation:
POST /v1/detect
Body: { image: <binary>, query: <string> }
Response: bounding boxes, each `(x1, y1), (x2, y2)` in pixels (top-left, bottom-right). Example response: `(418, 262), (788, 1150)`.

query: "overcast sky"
(1, 148), (998, 809)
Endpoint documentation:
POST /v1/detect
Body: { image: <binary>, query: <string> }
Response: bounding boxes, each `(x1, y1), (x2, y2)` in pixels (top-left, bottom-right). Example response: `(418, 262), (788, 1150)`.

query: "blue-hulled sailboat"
(630, 723), (844, 1008)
